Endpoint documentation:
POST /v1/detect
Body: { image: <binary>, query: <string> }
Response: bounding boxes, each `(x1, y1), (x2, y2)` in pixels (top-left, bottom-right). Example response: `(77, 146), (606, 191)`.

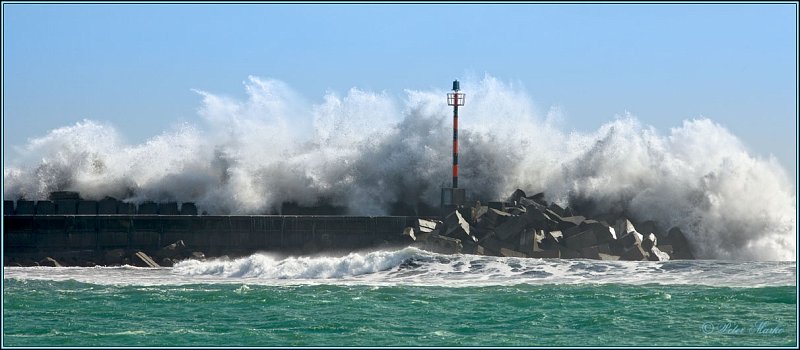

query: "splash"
(3, 75), (796, 260)
(167, 248), (795, 287)
(172, 249), (418, 279)
(5, 248), (794, 287)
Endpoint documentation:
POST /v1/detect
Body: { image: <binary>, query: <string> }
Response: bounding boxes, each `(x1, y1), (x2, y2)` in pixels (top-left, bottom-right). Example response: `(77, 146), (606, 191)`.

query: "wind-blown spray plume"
(4, 75), (795, 260)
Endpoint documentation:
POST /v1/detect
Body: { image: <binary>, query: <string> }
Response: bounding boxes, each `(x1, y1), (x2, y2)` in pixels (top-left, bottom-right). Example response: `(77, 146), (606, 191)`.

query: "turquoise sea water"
(3, 248), (797, 347)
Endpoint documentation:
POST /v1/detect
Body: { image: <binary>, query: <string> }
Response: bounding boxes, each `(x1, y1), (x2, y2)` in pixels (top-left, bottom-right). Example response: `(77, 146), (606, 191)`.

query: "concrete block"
(444, 210), (477, 243)
(564, 229), (598, 250)
(495, 215), (527, 241)
(98, 198), (118, 214)
(580, 243), (613, 260)
(39, 257), (63, 267)
(77, 200), (98, 215)
(132, 251), (161, 268)
(402, 227), (417, 241)
(608, 239), (626, 256)
(563, 225), (584, 238)
(543, 230), (563, 250)
(656, 244), (673, 255)
(519, 228), (534, 253)
(559, 246), (583, 259)
(16, 200), (35, 215)
(55, 200), (77, 214)
(523, 209), (555, 229)
(422, 234), (462, 254)
(35, 201), (56, 215)
(618, 231), (643, 249)
(543, 208), (563, 222)
(138, 202), (158, 214)
(559, 215), (586, 228)
(534, 230), (546, 248)
(614, 219), (637, 237)
(117, 202), (137, 214)
(479, 236), (516, 255)
(180, 202), (198, 215)
(4, 200), (13, 215)
(105, 249), (128, 265)
(579, 221), (615, 243)
(642, 233), (657, 252)
(481, 208), (512, 227)
(529, 192), (547, 206)
(508, 206), (527, 216)
(157, 240), (188, 260)
(518, 229), (546, 254)
(159, 202), (179, 215)
(529, 249), (561, 259)
(597, 253), (620, 261)
(417, 218), (439, 233)
(49, 191), (80, 200)
(546, 230), (563, 244)
(648, 246), (670, 261)
(415, 227), (437, 242)
(508, 189), (527, 203)
(471, 205), (488, 224)
(500, 247), (527, 258)
(547, 203), (568, 218)
(487, 201), (505, 210)
(519, 197), (546, 211)
(470, 226), (494, 241)
(620, 244), (648, 261)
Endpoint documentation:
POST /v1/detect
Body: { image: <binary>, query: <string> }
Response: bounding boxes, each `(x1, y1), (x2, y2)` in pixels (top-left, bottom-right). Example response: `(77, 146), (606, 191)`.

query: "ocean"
(2, 247), (796, 347)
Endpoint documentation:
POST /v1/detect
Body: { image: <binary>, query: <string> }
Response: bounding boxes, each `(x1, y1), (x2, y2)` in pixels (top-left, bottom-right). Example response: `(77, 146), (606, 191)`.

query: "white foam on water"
(4, 248), (795, 288)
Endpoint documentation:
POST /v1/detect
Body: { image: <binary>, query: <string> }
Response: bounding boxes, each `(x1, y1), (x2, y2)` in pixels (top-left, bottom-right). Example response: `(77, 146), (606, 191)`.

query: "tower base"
(441, 187), (466, 208)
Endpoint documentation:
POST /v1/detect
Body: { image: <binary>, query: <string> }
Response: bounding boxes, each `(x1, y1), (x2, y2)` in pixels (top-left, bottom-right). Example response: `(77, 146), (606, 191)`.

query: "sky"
(2, 2), (797, 179)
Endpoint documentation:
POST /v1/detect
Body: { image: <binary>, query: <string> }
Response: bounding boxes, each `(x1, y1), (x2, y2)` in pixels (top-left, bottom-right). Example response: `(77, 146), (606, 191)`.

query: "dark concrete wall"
(4, 215), (421, 256)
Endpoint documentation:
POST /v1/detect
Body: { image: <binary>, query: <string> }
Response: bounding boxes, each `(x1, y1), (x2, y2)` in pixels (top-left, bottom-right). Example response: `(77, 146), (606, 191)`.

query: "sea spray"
(4, 75), (795, 260)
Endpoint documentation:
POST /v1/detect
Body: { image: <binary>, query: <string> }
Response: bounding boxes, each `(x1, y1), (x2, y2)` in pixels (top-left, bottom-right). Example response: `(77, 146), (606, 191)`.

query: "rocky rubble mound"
(406, 189), (695, 261)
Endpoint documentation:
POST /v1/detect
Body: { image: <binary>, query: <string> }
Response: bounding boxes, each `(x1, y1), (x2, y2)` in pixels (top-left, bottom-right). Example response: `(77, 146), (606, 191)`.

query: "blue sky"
(3, 2), (797, 178)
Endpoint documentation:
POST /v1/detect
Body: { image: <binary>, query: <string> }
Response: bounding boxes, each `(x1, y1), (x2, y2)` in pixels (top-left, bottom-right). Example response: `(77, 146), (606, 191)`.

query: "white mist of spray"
(3, 75), (795, 260)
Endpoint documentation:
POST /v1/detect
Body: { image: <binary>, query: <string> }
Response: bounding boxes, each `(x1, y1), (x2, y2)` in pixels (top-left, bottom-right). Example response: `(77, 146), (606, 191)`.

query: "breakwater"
(3, 197), (421, 267)
(2, 187), (699, 266)
(4, 214), (418, 253)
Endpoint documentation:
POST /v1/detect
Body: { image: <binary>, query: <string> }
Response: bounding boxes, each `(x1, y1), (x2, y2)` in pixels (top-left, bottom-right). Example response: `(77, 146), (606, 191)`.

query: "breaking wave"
(172, 248), (417, 279)
(5, 248), (794, 287)
(3, 75), (796, 260)
(168, 248), (795, 287)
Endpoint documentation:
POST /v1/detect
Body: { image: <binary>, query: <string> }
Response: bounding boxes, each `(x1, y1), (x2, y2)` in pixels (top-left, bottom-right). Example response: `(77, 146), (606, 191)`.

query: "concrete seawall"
(4, 214), (422, 258)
